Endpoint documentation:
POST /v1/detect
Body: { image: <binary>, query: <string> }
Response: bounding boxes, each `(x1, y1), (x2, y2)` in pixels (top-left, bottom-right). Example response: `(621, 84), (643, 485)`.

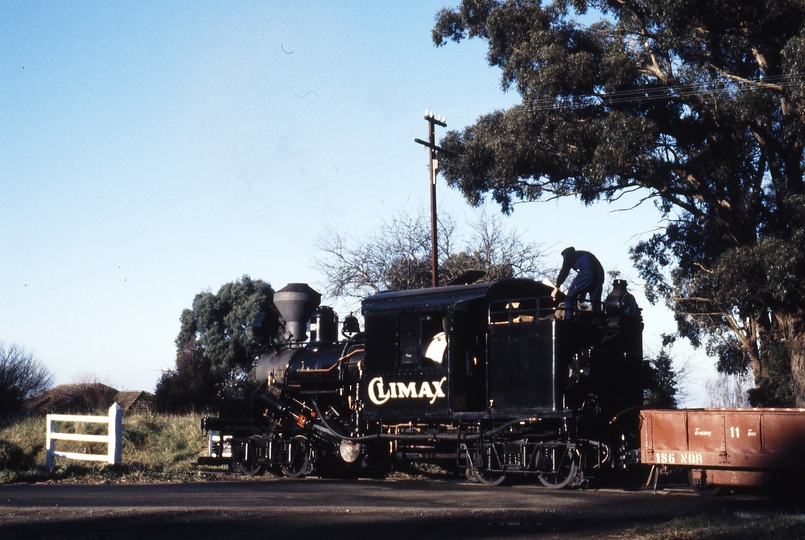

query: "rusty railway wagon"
(640, 408), (805, 494)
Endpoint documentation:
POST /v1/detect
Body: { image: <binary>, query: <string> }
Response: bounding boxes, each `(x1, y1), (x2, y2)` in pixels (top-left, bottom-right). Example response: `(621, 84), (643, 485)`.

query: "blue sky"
(1, 1), (716, 402)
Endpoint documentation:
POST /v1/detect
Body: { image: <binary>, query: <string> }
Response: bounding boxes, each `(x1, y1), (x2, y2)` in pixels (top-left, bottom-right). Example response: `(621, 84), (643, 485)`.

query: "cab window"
(398, 312), (447, 366)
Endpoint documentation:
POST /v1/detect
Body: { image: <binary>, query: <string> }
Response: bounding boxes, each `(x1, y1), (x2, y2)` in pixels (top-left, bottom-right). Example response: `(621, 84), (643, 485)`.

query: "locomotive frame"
(200, 278), (646, 487)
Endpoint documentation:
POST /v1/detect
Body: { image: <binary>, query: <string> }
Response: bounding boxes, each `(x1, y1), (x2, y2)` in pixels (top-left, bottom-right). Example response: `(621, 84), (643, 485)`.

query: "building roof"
(25, 384), (153, 414)
(114, 390), (155, 412)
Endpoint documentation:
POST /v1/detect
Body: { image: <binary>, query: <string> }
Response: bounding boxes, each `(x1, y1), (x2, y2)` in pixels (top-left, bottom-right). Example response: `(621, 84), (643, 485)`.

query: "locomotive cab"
(361, 278), (644, 424)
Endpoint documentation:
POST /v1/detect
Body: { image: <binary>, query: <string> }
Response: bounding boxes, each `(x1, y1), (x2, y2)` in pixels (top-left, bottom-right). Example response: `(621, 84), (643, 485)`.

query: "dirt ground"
(0, 479), (793, 540)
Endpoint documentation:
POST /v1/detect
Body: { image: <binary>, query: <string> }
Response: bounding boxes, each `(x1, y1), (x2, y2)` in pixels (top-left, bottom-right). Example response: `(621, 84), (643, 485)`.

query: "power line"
(510, 72), (805, 115)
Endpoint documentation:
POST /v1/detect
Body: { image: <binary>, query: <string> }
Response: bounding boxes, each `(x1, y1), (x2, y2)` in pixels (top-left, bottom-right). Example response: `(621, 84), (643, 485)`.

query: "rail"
(45, 403), (122, 472)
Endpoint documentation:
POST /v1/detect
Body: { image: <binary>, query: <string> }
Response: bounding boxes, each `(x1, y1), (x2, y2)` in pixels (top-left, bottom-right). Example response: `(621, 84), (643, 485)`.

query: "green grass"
(0, 412), (209, 483)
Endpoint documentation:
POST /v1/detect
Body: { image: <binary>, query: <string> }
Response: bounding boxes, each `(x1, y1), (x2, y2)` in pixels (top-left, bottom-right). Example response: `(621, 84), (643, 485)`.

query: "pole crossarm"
(414, 138), (459, 157)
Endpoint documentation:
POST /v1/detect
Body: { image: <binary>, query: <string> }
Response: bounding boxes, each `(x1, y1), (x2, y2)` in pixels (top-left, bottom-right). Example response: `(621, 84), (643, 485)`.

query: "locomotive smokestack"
(274, 283), (322, 342)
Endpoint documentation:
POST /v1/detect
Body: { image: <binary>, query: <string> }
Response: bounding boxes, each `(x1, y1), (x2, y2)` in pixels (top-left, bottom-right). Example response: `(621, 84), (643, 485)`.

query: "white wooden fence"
(45, 403), (122, 472)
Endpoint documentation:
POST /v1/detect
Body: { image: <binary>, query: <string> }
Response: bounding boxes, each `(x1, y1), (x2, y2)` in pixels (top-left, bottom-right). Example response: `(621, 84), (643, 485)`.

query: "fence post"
(45, 415), (56, 472)
(108, 403), (122, 465)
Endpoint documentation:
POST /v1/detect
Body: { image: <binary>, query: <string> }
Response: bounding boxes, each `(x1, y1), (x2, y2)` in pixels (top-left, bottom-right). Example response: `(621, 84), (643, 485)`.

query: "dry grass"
(0, 411), (208, 483)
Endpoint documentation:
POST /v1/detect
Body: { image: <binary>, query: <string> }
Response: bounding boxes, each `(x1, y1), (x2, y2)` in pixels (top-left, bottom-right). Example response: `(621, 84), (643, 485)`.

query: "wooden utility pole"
(415, 111), (449, 288)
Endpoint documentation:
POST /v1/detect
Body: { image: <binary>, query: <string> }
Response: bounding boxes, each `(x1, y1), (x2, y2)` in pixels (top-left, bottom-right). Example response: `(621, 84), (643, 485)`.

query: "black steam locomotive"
(199, 277), (645, 487)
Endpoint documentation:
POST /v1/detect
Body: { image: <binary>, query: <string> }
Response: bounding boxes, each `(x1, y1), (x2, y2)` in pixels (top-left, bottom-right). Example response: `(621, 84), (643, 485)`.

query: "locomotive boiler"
(200, 277), (646, 486)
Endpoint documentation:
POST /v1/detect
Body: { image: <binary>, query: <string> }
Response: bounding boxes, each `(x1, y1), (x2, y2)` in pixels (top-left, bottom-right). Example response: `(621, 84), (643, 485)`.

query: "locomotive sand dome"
(201, 277), (646, 485)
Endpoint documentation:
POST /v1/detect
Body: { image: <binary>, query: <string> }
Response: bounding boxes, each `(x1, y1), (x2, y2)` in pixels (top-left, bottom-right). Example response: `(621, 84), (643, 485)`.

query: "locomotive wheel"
(236, 436), (265, 476)
(691, 483), (722, 497)
(281, 435), (312, 478)
(688, 470), (722, 497)
(474, 468), (506, 486)
(538, 445), (579, 489)
(237, 461), (264, 476)
(470, 454), (506, 486)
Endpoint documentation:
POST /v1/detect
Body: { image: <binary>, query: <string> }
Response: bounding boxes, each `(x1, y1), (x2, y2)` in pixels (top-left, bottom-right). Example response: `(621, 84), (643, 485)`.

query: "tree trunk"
(777, 311), (805, 407)
(790, 338), (805, 408)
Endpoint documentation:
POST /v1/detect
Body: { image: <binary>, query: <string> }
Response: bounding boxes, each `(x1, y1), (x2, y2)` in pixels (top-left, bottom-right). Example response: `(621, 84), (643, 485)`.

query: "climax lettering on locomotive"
(367, 376), (448, 405)
(200, 277), (646, 486)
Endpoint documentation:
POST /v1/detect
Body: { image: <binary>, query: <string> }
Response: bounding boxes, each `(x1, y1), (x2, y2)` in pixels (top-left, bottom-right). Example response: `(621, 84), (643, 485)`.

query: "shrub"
(0, 343), (53, 417)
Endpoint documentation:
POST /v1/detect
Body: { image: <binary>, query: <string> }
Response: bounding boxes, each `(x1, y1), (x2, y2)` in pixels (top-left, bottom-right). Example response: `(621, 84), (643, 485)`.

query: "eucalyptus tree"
(432, 0), (805, 405)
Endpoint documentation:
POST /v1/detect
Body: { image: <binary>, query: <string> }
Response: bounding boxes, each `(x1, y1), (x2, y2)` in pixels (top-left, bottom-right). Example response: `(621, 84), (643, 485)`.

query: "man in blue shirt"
(551, 247), (605, 320)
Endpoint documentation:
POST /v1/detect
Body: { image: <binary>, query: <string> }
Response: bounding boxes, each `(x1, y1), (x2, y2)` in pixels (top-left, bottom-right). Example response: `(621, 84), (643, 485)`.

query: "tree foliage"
(432, 0), (805, 405)
(168, 275), (280, 396)
(0, 343), (53, 417)
(316, 208), (547, 299)
(642, 335), (684, 409)
(155, 338), (219, 413)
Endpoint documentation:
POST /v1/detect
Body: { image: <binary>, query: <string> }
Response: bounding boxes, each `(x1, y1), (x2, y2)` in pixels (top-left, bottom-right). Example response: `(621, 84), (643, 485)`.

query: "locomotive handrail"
(488, 296), (555, 325)
(290, 347), (364, 373)
(336, 348), (364, 362)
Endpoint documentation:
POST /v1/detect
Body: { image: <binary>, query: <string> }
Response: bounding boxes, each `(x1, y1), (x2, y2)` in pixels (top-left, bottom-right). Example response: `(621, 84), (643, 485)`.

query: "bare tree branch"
(315, 208), (548, 300)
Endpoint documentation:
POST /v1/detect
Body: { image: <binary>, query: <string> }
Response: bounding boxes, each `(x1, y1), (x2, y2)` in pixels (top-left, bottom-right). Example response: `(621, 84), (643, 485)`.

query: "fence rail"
(45, 403), (122, 472)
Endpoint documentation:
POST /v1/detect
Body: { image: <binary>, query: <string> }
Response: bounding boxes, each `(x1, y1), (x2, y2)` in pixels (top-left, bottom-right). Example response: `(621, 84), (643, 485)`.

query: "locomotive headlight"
(339, 440), (361, 463)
